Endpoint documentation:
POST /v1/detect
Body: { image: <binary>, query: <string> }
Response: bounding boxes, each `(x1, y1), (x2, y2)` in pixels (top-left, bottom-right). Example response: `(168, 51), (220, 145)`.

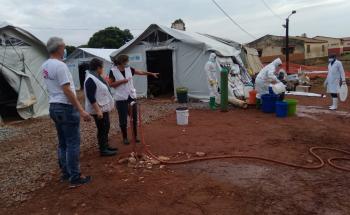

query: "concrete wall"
(343, 39), (350, 53)
(304, 43), (328, 59)
(314, 36), (343, 56)
(249, 36), (305, 64)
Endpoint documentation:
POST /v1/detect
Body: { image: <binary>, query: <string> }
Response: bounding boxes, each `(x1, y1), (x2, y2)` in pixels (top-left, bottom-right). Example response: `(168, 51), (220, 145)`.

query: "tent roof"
(0, 22), (46, 49)
(110, 24), (240, 58)
(200, 34), (242, 50)
(79, 48), (118, 62)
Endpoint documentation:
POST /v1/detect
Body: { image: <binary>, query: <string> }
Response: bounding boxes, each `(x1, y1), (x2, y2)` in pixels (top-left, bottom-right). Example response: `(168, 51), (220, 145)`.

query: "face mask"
(328, 58), (335, 63)
(125, 63), (130, 68)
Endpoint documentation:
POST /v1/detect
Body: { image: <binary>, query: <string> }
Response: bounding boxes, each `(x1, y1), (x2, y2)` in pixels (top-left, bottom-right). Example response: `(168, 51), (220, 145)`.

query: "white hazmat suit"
(324, 59), (346, 110)
(255, 58), (282, 98)
(205, 53), (219, 97)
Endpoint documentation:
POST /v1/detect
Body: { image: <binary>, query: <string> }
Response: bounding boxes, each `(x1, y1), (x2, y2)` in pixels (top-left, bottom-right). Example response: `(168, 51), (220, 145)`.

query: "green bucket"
(176, 87), (188, 103)
(256, 98), (261, 109)
(285, 99), (298, 116)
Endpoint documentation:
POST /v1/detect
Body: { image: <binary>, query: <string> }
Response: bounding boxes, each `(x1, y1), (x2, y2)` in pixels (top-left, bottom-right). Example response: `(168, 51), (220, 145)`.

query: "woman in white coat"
(255, 58), (283, 98)
(324, 54), (346, 110)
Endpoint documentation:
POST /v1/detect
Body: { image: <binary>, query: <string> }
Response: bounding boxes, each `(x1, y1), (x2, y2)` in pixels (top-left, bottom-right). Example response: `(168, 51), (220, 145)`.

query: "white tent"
(0, 23), (49, 119)
(110, 24), (252, 100)
(202, 34), (263, 75)
(65, 48), (118, 90)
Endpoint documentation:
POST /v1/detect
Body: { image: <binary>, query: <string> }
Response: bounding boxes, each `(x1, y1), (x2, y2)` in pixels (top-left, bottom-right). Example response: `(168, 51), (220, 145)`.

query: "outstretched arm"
(134, 69), (159, 78)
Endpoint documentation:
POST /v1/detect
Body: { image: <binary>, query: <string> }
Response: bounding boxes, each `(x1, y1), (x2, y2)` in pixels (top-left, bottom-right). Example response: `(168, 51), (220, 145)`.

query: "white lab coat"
(255, 58), (282, 98)
(325, 60), (346, 94)
(205, 54), (219, 97)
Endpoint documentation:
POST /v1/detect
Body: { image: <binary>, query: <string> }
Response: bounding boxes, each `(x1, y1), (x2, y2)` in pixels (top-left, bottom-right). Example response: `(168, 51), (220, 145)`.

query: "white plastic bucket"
(272, 82), (286, 95)
(176, 107), (189, 126)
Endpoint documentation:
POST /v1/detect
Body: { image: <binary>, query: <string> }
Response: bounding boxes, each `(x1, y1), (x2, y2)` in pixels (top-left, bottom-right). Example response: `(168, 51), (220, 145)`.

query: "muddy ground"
(1, 85), (350, 215)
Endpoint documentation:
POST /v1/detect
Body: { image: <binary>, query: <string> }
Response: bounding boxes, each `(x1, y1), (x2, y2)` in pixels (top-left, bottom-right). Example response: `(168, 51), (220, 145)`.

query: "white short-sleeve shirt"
(41, 59), (76, 104)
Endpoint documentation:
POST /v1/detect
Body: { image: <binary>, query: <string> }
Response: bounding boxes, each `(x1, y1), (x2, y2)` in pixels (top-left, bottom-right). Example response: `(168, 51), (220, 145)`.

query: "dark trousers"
(116, 97), (137, 139)
(49, 103), (81, 181)
(92, 112), (110, 151)
(331, 93), (338, 98)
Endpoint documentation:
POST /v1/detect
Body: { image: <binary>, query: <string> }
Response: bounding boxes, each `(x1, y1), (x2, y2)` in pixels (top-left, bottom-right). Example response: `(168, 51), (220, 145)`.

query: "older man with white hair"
(41, 37), (91, 188)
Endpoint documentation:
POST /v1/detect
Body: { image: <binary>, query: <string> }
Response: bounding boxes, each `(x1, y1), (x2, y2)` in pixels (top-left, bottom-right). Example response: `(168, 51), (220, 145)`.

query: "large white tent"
(0, 23), (49, 119)
(110, 24), (252, 100)
(65, 48), (118, 90)
(202, 34), (263, 75)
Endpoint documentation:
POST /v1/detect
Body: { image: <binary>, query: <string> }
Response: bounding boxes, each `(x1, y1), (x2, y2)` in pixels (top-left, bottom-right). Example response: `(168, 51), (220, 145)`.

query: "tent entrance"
(78, 63), (89, 90)
(146, 50), (174, 97)
(0, 72), (20, 120)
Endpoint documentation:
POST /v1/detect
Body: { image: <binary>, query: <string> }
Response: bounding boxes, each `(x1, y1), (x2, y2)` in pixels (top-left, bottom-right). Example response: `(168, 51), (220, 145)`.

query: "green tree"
(87, 27), (133, 49)
(65, 45), (76, 56)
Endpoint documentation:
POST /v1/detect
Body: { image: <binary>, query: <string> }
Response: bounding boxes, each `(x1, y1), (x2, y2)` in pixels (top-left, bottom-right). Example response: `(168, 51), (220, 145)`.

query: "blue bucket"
(275, 101), (288, 118)
(269, 86), (275, 95)
(261, 94), (277, 113)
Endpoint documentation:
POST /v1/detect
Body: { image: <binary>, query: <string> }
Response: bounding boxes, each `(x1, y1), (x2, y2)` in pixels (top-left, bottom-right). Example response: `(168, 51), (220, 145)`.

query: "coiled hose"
(127, 104), (350, 172)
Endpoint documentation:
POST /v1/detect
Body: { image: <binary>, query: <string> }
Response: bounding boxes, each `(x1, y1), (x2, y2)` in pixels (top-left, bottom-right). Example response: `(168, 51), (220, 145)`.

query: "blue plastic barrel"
(275, 101), (288, 118)
(261, 94), (277, 113)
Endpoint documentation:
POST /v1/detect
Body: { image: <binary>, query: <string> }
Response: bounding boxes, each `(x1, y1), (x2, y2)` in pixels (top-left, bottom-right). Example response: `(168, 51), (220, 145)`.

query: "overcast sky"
(1, 0), (349, 46)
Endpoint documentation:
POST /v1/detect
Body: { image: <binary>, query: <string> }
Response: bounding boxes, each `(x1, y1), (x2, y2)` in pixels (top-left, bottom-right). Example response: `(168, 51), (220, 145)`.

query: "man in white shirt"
(42, 37), (91, 188)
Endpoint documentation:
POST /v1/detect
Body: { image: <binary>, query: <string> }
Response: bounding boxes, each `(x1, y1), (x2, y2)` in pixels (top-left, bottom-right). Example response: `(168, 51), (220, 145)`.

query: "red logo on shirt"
(43, 69), (49, 79)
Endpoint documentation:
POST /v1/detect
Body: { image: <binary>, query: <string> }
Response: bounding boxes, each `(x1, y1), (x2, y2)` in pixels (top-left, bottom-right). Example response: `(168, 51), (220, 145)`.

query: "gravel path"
(0, 99), (207, 207)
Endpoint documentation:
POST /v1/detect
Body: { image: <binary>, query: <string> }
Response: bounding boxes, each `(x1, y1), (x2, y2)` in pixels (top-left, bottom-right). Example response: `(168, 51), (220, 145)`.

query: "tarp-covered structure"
(0, 23), (49, 119)
(110, 24), (255, 100)
(202, 34), (263, 75)
(65, 48), (118, 90)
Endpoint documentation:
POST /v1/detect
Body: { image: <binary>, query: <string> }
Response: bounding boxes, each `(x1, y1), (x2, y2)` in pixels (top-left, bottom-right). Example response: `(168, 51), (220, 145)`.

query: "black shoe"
(135, 138), (141, 144)
(107, 146), (118, 151)
(100, 149), (117, 157)
(69, 176), (91, 188)
(123, 139), (130, 145)
(60, 174), (70, 182)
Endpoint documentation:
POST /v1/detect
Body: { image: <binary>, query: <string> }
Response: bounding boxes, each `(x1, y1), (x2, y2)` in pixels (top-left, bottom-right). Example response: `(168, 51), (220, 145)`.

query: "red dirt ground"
(2, 84), (350, 215)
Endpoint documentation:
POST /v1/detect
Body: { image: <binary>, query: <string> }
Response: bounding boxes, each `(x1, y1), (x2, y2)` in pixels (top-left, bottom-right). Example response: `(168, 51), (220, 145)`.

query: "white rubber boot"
(329, 98), (338, 110)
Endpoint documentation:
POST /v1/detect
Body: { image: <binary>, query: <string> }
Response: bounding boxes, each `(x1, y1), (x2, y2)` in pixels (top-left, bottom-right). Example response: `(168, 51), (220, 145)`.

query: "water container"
(276, 101), (288, 118)
(256, 98), (261, 109)
(285, 99), (298, 116)
(176, 107), (189, 125)
(272, 82), (287, 95)
(248, 90), (257, 105)
(261, 94), (277, 113)
(176, 87), (188, 103)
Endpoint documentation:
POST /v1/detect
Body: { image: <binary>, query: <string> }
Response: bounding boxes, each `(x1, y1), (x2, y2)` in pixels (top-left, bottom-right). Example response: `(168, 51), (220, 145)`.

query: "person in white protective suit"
(205, 53), (219, 97)
(324, 54), (346, 110)
(255, 58), (283, 98)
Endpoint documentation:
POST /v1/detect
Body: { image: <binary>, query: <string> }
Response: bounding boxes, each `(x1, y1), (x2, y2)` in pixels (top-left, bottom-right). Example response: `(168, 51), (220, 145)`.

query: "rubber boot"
(100, 144), (117, 157)
(107, 144), (118, 152)
(209, 96), (216, 110)
(329, 98), (338, 111)
(121, 127), (130, 145)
